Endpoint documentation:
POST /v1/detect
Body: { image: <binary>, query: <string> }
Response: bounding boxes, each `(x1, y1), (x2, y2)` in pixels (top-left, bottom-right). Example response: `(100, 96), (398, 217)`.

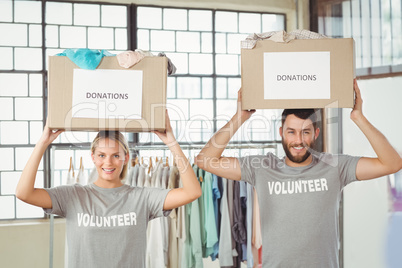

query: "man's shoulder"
(313, 152), (360, 167)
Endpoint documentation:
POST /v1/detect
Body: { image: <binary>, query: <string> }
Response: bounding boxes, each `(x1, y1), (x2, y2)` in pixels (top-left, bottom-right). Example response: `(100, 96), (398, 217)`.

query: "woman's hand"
(152, 109), (177, 148)
(39, 119), (64, 145)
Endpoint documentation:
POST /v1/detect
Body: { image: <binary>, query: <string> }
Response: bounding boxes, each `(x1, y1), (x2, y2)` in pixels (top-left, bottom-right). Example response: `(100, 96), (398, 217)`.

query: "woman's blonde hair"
(91, 131), (130, 180)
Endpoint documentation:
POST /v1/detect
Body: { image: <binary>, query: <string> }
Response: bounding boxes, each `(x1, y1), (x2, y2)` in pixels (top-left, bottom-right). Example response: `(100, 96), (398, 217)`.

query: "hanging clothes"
(252, 188), (262, 268)
(167, 165), (180, 268)
(218, 178), (234, 267)
(66, 157), (75, 185)
(202, 171), (219, 260)
(181, 165), (203, 268)
(75, 157), (87, 185)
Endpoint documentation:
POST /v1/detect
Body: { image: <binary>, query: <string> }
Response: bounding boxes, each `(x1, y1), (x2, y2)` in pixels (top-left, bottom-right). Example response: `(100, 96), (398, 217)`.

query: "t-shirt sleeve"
(238, 155), (257, 186)
(337, 154), (361, 187)
(42, 185), (74, 217)
(147, 188), (172, 220)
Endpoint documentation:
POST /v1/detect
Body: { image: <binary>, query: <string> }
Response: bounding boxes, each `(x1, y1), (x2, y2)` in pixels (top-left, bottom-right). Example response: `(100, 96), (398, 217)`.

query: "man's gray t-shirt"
(238, 152), (360, 268)
(44, 183), (171, 268)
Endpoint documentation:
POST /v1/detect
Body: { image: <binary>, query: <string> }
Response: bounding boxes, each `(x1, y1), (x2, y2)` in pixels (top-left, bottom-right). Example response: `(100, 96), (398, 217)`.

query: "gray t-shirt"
(238, 152), (360, 268)
(44, 183), (171, 268)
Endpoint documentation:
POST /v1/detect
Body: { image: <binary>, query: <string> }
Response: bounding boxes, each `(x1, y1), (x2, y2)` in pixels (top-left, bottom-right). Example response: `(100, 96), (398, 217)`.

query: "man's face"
(280, 114), (319, 165)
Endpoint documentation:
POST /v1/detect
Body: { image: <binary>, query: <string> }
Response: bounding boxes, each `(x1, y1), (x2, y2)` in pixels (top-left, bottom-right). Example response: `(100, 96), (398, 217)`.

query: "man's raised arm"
(195, 90), (255, 181)
(351, 79), (402, 180)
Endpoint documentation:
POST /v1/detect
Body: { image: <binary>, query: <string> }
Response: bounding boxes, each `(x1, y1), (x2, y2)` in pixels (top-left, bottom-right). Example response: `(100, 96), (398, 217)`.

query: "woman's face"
(91, 138), (128, 185)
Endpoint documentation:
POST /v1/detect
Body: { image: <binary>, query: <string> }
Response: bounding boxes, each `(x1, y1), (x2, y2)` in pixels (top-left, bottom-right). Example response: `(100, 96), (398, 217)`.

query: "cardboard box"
(241, 38), (355, 109)
(48, 56), (167, 132)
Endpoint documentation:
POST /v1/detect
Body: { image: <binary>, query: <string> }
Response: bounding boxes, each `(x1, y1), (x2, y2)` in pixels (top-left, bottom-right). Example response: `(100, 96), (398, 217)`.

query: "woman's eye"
(114, 155), (120, 158)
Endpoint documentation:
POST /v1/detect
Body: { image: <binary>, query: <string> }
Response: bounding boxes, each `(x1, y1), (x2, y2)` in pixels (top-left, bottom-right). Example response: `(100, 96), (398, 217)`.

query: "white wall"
(342, 77), (402, 268)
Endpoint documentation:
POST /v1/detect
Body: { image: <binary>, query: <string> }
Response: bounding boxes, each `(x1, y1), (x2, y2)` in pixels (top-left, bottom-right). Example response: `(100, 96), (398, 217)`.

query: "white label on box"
(263, 51), (330, 100)
(71, 69), (143, 119)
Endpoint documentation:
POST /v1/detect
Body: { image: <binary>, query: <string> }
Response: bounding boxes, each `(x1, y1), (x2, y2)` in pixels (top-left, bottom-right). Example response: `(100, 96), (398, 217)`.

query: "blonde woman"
(16, 111), (201, 267)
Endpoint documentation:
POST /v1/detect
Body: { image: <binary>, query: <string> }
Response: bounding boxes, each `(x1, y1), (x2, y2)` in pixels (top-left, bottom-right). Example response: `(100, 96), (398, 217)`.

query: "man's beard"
(282, 139), (315, 164)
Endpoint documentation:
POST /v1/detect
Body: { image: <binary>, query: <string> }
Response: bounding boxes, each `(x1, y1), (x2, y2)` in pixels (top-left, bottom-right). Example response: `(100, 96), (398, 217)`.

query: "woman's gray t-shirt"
(44, 183), (171, 268)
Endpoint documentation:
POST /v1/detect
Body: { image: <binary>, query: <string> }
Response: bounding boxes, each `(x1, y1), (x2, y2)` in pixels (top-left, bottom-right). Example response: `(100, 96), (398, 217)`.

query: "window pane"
(228, 78), (241, 98)
(0, 121), (29, 145)
(189, 53), (213, 74)
(0, 148), (14, 170)
(164, 8), (187, 30)
(0, 98), (13, 120)
(1, 171), (21, 195)
(15, 98), (43, 120)
(177, 77), (200, 98)
(167, 77), (176, 98)
(177, 32), (200, 52)
(115, 28), (128, 50)
(201, 32), (213, 53)
(167, 99), (189, 120)
(137, 29), (150, 50)
(184, 120), (202, 143)
(227, 33), (247, 54)
(0, 74), (28, 96)
(217, 99), (236, 117)
(0, 196), (15, 219)
(190, 100), (213, 119)
(15, 0), (41, 23)
(262, 14), (285, 31)
(0, 24), (27, 46)
(0, 0), (13, 22)
(14, 48), (42, 70)
(216, 78), (227, 99)
(60, 26), (87, 48)
(29, 24), (42, 47)
(74, 4), (100, 26)
(189, 10), (212, 31)
(202, 78), (213, 99)
(46, 2), (73, 25)
(88, 27), (114, 49)
(16, 147), (42, 170)
(101, 5), (127, 27)
(137, 7), (162, 29)
(45, 25), (59, 48)
(216, 11), (238, 32)
(150, 30), (175, 52)
(239, 13), (261, 34)
(391, 0), (402, 65)
(29, 74), (43, 97)
(0, 47), (13, 70)
(216, 54), (239, 75)
(370, 0), (381, 66)
(215, 33), (227, 53)
(167, 53), (188, 74)
(30, 121), (43, 145)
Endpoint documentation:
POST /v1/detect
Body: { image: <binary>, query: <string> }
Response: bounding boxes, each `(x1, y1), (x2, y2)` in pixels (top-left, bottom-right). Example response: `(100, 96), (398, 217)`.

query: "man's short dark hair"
(281, 109), (318, 129)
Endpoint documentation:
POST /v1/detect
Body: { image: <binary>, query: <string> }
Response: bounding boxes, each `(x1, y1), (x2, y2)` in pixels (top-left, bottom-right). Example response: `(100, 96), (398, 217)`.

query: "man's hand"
(236, 88), (256, 123)
(350, 79), (364, 123)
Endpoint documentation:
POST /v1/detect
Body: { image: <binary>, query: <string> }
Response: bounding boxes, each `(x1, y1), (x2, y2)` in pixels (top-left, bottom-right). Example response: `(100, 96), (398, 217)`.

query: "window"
(316, 0), (402, 76)
(0, 0), (286, 220)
